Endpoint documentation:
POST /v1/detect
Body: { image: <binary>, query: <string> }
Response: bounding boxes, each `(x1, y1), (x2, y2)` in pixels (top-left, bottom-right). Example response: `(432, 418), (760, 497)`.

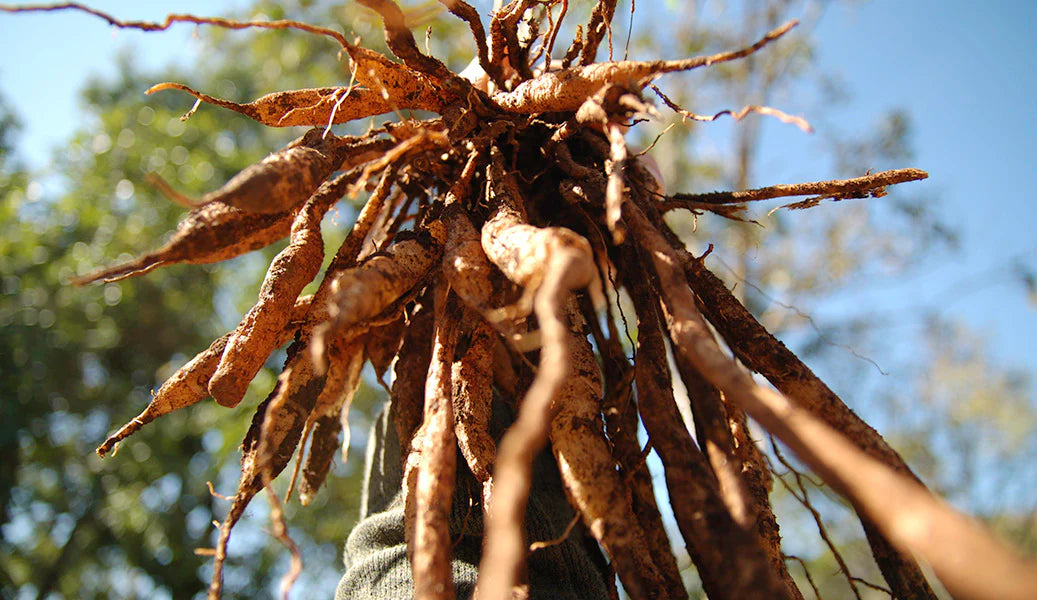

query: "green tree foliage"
(2, 8), (334, 600)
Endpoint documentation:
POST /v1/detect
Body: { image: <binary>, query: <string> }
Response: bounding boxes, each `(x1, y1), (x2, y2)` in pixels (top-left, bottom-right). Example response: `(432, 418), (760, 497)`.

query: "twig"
(0, 2), (350, 47)
(769, 437), (864, 600)
(783, 554), (823, 599)
(437, 0), (500, 82)
(528, 513), (580, 552)
(650, 84), (813, 133)
(662, 168), (928, 210)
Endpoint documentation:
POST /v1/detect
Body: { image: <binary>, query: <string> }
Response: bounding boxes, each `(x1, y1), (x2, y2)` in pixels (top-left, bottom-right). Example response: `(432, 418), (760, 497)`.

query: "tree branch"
(662, 168), (928, 211)
(0, 2), (350, 47)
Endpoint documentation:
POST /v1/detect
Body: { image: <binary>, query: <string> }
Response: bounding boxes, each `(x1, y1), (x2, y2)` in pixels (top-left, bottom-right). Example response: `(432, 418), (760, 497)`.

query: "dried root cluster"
(20, 1), (1037, 599)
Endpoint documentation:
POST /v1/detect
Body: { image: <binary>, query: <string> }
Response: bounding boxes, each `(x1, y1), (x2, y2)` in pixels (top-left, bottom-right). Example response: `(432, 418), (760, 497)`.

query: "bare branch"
(650, 84), (813, 133)
(0, 2), (350, 47)
(437, 0), (499, 82)
(662, 168), (928, 210)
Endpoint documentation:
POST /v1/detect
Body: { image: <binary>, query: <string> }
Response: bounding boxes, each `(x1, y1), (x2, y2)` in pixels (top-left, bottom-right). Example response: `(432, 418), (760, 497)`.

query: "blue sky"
(803, 1), (1037, 362)
(1, 0), (1034, 391)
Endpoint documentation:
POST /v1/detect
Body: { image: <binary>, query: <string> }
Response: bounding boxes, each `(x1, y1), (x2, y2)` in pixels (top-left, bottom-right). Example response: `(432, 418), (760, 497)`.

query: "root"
(409, 285), (459, 600)
(357, 0), (459, 86)
(391, 299), (436, 455)
(728, 407), (800, 595)
(663, 227), (940, 597)
(546, 307), (662, 599)
(476, 154), (601, 599)
(625, 192), (1037, 600)
(442, 204), (495, 314)
(660, 168), (928, 213)
(363, 314), (407, 383)
(0, 3), (352, 47)
(451, 309), (497, 491)
(769, 438), (866, 600)
(587, 300), (685, 599)
(316, 227), (443, 363)
(296, 339), (364, 506)
(71, 200), (293, 286)
(95, 296), (312, 457)
(650, 84), (813, 133)
(437, 0), (495, 82)
(667, 345), (754, 529)
(192, 128), (350, 214)
(580, 0), (619, 66)
(621, 247), (796, 600)
(209, 179), (340, 407)
(265, 484), (303, 600)
(492, 21), (797, 114)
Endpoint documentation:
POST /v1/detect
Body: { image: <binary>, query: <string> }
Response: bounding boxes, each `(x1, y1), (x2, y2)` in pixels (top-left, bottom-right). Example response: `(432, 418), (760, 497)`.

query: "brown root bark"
(407, 285), (460, 600)
(621, 246), (799, 600)
(547, 308), (662, 600)
(625, 195), (1037, 600)
(71, 201), (293, 285)
(668, 234), (941, 599)
(209, 182), (336, 407)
